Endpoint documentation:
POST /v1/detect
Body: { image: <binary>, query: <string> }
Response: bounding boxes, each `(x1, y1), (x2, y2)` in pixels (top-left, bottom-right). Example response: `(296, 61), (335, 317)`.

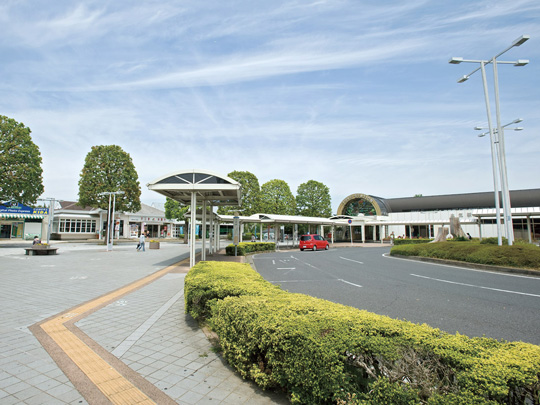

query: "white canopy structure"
(147, 169), (241, 267)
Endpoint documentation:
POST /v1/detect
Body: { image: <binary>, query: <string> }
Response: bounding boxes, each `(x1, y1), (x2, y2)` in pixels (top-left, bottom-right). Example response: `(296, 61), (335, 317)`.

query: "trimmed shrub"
(184, 262), (540, 404)
(225, 242), (275, 256)
(481, 237), (509, 245)
(390, 241), (540, 270)
(393, 238), (432, 246)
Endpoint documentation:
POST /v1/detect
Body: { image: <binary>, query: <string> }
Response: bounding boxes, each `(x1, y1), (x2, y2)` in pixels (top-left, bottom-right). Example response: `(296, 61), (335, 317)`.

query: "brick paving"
(0, 240), (288, 404)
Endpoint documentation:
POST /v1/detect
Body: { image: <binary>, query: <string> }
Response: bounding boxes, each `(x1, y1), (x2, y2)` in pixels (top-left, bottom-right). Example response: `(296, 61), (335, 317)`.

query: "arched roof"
(147, 169), (241, 206)
(337, 193), (389, 216)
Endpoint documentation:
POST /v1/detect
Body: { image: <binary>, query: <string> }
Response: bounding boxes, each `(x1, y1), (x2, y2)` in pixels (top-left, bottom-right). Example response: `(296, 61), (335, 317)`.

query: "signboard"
(233, 216), (240, 246)
(0, 202), (48, 215)
(347, 219), (352, 224)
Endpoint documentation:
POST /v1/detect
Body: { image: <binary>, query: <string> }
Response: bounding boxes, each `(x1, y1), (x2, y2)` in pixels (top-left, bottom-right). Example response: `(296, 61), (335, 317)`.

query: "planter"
(149, 241), (160, 249)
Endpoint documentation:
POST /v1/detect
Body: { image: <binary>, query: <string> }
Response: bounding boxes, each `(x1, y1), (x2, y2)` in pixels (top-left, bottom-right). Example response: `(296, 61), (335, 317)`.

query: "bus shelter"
(147, 169), (241, 268)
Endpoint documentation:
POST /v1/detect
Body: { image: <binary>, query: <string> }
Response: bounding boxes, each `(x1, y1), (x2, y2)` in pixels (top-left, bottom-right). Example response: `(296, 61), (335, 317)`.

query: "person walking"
(137, 232), (146, 252)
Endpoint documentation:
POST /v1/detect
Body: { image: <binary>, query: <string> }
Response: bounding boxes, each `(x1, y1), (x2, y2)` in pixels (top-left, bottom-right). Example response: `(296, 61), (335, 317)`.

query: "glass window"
(300, 235), (312, 241)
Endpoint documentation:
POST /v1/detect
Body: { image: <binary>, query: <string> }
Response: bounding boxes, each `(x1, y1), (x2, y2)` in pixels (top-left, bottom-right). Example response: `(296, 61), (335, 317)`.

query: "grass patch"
(390, 240), (540, 270)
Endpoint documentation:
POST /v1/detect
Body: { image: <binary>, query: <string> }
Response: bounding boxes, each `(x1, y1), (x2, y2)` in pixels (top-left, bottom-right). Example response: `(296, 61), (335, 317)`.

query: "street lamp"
(98, 191), (125, 251)
(449, 35), (530, 246)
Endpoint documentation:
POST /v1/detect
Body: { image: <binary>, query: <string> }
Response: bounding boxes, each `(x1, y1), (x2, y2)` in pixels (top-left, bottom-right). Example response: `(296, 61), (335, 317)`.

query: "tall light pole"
(449, 35), (529, 246)
(98, 191), (125, 251)
(474, 119), (524, 244)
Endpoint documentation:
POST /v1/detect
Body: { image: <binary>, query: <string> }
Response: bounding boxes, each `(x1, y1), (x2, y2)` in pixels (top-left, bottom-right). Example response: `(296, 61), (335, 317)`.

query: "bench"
(24, 247), (59, 256)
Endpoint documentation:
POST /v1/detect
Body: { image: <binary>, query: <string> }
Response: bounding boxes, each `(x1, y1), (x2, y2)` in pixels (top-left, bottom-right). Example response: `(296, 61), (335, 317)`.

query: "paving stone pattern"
(0, 241), (288, 404)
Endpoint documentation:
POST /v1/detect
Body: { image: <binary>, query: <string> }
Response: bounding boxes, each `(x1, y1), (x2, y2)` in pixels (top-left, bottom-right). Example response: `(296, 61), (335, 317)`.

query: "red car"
(299, 234), (329, 251)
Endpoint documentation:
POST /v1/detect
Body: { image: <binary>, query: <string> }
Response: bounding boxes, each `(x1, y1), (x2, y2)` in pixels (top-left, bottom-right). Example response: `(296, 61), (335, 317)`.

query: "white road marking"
(340, 256), (363, 264)
(410, 274), (540, 298)
(338, 279), (363, 288)
(272, 260), (275, 265)
(277, 268), (296, 270)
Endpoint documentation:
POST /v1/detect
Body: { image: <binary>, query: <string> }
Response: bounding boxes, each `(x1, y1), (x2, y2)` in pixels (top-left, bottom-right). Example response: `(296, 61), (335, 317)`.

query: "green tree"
(0, 115), (44, 204)
(164, 197), (189, 244)
(218, 170), (261, 216)
(296, 180), (332, 217)
(260, 179), (296, 215)
(78, 145), (141, 213)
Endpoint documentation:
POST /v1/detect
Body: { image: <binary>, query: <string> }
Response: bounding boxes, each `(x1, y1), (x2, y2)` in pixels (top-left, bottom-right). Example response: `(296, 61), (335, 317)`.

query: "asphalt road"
(252, 247), (540, 345)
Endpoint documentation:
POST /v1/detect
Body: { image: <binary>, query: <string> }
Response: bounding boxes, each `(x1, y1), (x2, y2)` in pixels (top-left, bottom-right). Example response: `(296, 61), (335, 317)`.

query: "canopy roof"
(147, 169), (241, 206)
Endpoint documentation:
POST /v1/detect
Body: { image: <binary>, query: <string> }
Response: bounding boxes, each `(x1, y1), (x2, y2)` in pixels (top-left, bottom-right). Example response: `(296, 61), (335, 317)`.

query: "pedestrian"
(32, 236), (41, 245)
(137, 232), (146, 252)
(467, 232), (472, 240)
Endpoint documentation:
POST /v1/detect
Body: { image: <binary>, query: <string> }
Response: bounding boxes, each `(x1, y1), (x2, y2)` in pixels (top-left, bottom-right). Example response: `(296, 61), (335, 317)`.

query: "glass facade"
(343, 198), (378, 216)
(58, 219), (97, 233)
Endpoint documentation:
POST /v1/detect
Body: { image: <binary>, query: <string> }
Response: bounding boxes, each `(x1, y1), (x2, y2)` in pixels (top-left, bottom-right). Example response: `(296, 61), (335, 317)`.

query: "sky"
(1, 1), (539, 214)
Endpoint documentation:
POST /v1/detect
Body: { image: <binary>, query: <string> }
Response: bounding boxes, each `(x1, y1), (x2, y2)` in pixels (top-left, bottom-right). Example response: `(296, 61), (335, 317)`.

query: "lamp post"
(98, 191), (125, 251)
(474, 119), (524, 244)
(449, 35), (529, 246)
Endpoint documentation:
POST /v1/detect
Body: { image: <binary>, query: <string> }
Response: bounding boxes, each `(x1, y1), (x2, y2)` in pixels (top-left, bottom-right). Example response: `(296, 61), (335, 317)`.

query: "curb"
(390, 254), (540, 277)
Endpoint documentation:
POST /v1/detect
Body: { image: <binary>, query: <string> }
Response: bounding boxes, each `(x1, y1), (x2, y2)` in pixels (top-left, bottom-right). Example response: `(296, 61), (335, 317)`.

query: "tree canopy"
(218, 170), (261, 216)
(78, 145), (141, 212)
(164, 197), (189, 221)
(260, 179), (296, 215)
(296, 180), (332, 217)
(0, 115), (44, 204)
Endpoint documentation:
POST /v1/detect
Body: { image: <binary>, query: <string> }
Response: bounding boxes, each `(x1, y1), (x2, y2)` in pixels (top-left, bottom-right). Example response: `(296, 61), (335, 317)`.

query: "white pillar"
(331, 225), (334, 244)
(527, 216), (532, 244)
(240, 223), (244, 242)
(190, 192), (197, 268)
(361, 224), (365, 243)
(209, 204), (214, 255)
(201, 200), (207, 261)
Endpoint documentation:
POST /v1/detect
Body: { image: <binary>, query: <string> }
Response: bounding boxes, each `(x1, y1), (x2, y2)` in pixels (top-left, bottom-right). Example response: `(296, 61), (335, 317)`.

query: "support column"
(331, 225), (334, 244)
(214, 222), (220, 252)
(190, 192), (197, 268)
(240, 223), (244, 242)
(361, 224), (365, 243)
(527, 216), (532, 244)
(201, 200), (207, 261)
(478, 220), (483, 241)
(208, 204), (214, 255)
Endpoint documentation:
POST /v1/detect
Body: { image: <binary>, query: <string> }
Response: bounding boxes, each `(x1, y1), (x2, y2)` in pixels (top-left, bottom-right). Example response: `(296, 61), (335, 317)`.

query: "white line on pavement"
(277, 268), (296, 270)
(111, 288), (185, 357)
(338, 279), (363, 288)
(339, 256), (363, 264)
(410, 274), (540, 298)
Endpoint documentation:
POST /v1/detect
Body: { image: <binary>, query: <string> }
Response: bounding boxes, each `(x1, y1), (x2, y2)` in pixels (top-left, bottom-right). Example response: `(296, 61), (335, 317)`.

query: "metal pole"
(110, 193), (117, 249)
(479, 61), (503, 246)
(492, 58), (514, 245)
(106, 194), (112, 251)
(190, 192), (197, 268)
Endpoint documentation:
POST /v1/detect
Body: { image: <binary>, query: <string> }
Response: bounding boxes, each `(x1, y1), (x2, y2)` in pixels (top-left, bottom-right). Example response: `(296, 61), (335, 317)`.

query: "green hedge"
(225, 242), (275, 256)
(393, 238), (432, 246)
(390, 241), (540, 270)
(185, 262), (540, 404)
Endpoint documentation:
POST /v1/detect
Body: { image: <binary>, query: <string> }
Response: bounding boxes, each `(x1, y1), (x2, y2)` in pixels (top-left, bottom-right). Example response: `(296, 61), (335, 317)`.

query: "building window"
(59, 219), (97, 233)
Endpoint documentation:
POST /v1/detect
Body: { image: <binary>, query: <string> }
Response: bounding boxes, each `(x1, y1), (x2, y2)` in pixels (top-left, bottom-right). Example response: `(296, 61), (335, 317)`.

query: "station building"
(331, 189), (540, 243)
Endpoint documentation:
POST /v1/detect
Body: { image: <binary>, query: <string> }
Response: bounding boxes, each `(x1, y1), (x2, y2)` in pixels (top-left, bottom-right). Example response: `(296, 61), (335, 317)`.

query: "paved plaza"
(0, 240), (288, 404)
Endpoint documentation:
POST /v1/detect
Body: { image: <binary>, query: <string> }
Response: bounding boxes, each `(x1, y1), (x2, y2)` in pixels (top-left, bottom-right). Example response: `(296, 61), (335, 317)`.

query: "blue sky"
(1, 1), (539, 213)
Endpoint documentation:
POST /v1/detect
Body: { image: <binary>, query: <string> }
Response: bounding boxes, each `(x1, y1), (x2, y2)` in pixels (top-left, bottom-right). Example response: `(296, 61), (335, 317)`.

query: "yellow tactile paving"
(38, 264), (180, 405)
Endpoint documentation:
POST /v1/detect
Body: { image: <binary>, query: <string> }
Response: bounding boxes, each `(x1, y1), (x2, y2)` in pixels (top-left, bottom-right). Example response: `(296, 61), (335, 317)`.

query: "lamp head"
(449, 57), (464, 64)
(457, 75), (469, 83)
(514, 59), (529, 66)
(513, 118), (523, 124)
(474, 126), (484, 130)
(514, 127), (524, 131)
(512, 35), (530, 47)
